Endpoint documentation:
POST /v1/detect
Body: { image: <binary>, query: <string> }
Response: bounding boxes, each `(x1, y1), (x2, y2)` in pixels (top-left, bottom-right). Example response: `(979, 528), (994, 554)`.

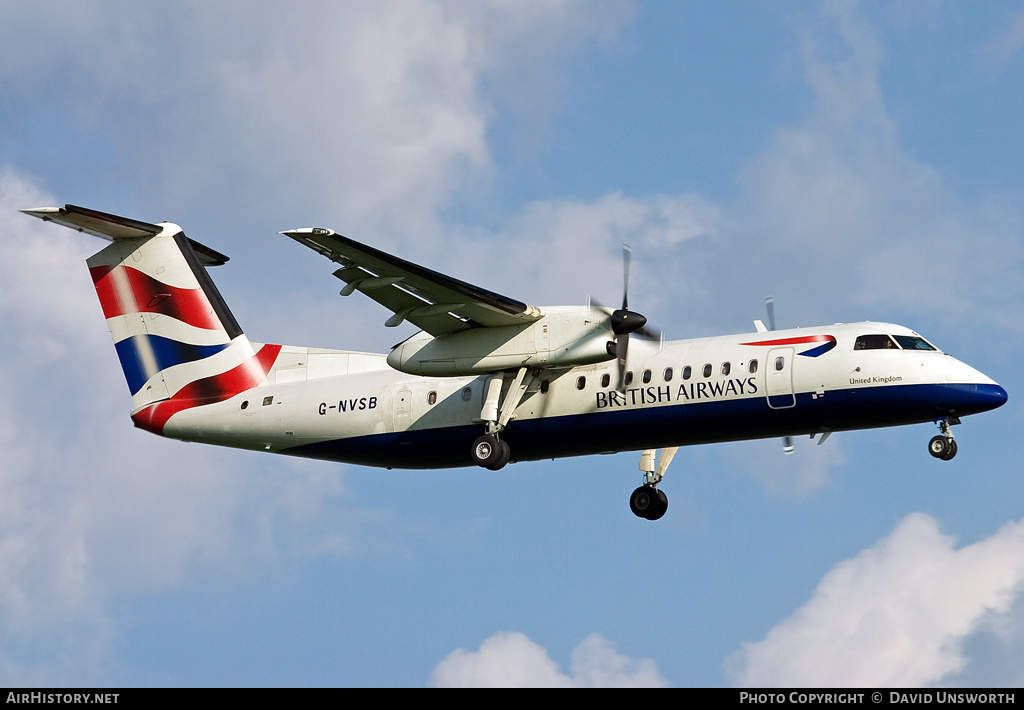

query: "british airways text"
(596, 377), (758, 409)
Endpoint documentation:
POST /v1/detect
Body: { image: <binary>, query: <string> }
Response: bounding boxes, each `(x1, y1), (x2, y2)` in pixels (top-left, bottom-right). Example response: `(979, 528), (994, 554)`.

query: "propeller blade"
(616, 331), (629, 392)
(622, 243), (632, 311)
(633, 322), (662, 341)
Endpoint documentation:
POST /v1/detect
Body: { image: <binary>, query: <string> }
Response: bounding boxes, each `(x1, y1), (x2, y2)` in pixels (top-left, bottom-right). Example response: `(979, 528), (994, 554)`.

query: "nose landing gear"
(928, 417), (960, 461)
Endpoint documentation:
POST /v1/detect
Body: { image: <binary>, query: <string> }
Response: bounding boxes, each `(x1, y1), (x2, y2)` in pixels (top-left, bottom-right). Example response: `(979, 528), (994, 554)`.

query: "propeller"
(764, 295), (794, 455)
(596, 244), (654, 391)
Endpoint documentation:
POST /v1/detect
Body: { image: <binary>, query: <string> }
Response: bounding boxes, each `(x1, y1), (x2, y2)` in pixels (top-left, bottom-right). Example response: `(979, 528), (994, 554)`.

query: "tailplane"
(22, 205), (281, 434)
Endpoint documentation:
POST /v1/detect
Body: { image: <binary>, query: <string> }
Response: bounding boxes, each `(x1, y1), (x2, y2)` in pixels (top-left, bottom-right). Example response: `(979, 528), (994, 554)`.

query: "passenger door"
(766, 347), (795, 409)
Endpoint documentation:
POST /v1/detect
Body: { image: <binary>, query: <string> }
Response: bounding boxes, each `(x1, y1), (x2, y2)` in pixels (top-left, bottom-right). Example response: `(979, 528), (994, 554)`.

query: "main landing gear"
(471, 433), (511, 471)
(630, 447), (676, 520)
(928, 417), (960, 461)
(470, 367), (536, 472)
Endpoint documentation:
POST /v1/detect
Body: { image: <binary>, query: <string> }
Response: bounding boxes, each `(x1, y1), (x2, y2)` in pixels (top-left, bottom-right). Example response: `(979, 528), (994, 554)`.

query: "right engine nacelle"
(386, 306), (615, 376)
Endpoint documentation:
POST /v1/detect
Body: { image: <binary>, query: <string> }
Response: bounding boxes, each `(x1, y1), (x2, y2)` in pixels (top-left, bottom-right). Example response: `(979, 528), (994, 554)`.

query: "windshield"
(893, 335), (937, 351)
(854, 334), (898, 350)
(855, 333), (938, 351)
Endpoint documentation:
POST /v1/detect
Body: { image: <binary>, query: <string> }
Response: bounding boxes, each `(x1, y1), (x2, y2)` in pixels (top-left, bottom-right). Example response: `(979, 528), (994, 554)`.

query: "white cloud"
(444, 191), (720, 312)
(0, 1), (631, 242)
(430, 631), (668, 688)
(726, 512), (1024, 687)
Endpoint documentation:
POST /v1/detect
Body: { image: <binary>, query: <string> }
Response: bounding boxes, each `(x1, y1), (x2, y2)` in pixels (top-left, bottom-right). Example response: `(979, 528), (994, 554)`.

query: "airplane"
(22, 204), (1008, 520)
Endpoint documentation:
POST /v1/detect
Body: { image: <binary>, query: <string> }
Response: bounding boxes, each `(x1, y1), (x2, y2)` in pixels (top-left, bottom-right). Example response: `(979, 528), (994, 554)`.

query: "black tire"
(630, 485), (667, 520)
(471, 434), (503, 469)
(648, 488), (669, 521)
(941, 439), (958, 461)
(928, 435), (951, 459)
(486, 439), (511, 471)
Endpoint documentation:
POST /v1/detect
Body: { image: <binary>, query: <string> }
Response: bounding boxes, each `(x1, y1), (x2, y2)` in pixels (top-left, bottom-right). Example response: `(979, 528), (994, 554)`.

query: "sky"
(1, 0), (1022, 687)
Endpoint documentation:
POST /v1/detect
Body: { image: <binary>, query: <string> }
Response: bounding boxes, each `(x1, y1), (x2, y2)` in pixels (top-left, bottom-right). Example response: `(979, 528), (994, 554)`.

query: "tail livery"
(22, 205), (281, 434)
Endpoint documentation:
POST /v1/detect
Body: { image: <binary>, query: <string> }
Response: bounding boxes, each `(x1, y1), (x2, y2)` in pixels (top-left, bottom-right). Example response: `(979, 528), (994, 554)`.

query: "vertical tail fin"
(22, 205), (281, 434)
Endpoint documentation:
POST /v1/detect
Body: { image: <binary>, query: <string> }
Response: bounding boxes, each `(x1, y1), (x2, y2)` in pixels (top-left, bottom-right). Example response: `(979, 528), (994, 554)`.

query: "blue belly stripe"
(277, 383), (1007, 470)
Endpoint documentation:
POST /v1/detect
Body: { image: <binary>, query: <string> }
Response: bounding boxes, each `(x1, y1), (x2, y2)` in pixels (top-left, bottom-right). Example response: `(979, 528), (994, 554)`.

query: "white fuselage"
(158, 321), (1006, 469)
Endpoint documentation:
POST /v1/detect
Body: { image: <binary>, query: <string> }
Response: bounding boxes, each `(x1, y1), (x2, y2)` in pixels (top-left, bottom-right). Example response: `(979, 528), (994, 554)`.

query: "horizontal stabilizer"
(21, 204), (230, 266)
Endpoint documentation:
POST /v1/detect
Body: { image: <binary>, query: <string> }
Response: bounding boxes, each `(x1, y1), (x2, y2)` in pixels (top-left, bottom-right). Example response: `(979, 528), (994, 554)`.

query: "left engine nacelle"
(386, 306), (615, 376)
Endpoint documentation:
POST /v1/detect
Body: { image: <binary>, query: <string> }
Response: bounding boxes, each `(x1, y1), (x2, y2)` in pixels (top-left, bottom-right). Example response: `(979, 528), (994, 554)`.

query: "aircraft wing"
(282, 228), (543, 336)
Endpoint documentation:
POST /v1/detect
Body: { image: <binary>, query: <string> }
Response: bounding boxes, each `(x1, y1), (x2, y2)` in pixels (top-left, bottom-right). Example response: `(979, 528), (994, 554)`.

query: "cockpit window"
(854, 334), (898, 350)
(893, 335), (937, 351)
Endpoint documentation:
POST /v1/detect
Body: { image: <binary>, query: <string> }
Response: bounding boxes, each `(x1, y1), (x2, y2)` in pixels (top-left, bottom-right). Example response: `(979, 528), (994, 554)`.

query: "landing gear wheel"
(486, 439), (511, 471)
(928, 435), (957, 460)
(630, 485), (668, 520)
(471, 434), (510, 470)
(653, 488), (668, 520)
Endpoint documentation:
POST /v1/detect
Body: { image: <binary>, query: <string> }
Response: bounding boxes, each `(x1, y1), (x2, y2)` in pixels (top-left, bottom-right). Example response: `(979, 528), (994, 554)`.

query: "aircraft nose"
(942, 360), (1007, 414)
(980, 383), (1009, 410)
(951, 382), (1008, 416)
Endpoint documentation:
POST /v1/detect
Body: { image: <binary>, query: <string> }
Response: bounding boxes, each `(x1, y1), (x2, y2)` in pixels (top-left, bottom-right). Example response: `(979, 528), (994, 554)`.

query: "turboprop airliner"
(22, 205), (1008, 520)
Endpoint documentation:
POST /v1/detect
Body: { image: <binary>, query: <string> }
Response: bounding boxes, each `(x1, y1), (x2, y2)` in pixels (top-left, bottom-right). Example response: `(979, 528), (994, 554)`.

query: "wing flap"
(283, 228), (543, 336)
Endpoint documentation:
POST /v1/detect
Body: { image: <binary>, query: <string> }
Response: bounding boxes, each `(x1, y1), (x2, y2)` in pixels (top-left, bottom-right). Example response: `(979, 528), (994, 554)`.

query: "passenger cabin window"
(893, 335), (937, 351)
(721, 362), (731, 376)
(540, 380), (550, 394)
(427, 391), (437, 405)
(642, 369), (652, 384)
(624, 371), (634, 386)
(748, 360), (758, 374)
(601, 373), (611, 388)
(576, 376), (586, 390)
(855, 334), (898, 350)
(682, 366), (692, 380)
(702, 363), (712, 378)
(461, 387), (473, 401)
(664, 367), (673, 382)
(775, 356), (785, 371)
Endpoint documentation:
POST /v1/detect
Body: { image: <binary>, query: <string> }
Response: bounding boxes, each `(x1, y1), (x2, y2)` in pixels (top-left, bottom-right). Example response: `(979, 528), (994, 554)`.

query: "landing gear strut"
(470, 367), (535, 471)
(630, 447), (676, 520)
(928, 417), (959, 461)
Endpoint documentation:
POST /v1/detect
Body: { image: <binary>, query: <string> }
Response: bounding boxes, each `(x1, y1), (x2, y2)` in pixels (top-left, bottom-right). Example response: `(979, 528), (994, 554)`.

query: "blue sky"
(1, 1), (1022, 687)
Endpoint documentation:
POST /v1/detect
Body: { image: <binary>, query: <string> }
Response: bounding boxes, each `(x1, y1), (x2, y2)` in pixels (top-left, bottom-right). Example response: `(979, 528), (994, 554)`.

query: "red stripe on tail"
(90, 264), (224, 331)
(131, 343), (283, 435)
